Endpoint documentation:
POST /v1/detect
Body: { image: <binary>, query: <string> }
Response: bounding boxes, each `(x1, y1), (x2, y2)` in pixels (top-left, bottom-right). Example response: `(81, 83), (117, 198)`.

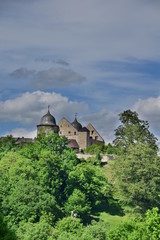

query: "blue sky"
(1, 0), (160, 143)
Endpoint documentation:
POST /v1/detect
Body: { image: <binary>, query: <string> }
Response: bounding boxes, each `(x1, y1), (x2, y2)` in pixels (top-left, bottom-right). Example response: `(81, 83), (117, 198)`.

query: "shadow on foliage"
(82, 199), (124, 225)
(83, 214), (99, 225)
(92, 199), (124, 217)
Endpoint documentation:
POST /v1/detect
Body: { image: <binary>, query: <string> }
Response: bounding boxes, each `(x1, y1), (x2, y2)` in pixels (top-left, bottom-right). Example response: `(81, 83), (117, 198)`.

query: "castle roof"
(39, 109), (56, 126)
(68, 139), (79, 149)
(71, 117), (82, 131)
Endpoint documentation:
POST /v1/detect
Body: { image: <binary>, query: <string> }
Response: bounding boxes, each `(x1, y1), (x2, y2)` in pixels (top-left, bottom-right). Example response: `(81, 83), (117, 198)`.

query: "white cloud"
(133, 96), (160, 133)
(0, 90), (119, 143)
(4, 128), (37, 138)
(0, 91), (89, 126)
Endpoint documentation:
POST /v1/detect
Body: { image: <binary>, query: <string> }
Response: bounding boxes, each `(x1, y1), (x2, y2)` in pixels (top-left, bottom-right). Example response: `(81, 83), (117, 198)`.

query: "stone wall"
(37, 125), (59, 135)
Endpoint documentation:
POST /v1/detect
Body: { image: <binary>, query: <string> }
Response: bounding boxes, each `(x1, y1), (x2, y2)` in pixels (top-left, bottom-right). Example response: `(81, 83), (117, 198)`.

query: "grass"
(102, 159), (115, 183)
(99, 212), (130, 229)
(97, 159), (134, 229)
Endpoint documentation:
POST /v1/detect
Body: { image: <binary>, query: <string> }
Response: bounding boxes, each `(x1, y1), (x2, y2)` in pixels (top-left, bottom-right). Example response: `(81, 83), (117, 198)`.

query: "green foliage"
(114, 143), (160, 211)
(55, 217), (83, 234)
(0, 214), (16, 240)
(65, 189), (91, 219)
(59, 148), (80, 173)
(18, 133), (68, 161)
(37, 150), (66, 204)
(16, 218), (55, 240)
(65, 163), (111, 208)
(113, 110), (158, 152)
(113, 110), (160, 212)
(143, 207), (160, 239)
(52, 217), (83, 239)
(84, 143), (105, 154)
(81, 220), (108, 240)
(0, 133), (114, 239)
(0, 152), (62, 227)
(84, 143), (117, 155)
(107, 208), (160, 240)
(51, 219), (109, 240)
(36, 133), (68, 154)
(2, 179), (62, 226)
(105, 143), (117, 154)
(0, 135), (18, 160)
(87, 156), (101, 166)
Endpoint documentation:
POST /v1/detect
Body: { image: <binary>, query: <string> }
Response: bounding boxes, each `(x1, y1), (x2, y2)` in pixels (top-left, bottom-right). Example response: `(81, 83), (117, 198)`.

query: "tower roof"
(71, 117), (82, 131)
(40, 108), (56, 126)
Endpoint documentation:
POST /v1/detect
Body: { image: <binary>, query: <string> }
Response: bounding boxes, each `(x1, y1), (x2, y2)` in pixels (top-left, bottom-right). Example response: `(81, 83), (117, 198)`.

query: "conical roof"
(71, 117), (82, 131)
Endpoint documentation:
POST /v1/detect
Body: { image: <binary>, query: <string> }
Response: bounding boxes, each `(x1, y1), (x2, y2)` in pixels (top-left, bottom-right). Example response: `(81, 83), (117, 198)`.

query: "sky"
(1, 0), (160, 143)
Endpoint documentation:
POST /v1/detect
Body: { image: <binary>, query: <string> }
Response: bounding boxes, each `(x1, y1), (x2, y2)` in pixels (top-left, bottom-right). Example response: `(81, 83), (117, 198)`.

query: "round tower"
(37, 107), (59, 136)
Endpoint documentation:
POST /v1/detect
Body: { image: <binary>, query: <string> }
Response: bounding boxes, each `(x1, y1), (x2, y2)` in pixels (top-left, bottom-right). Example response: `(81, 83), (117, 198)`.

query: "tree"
(114, 143), (160, 211)
(52, 217), (83, 239)
(84, 143), (105, 154)
(18, 133), (68, 161)
(113, 110), (160, 212)
(16, 218), (55, 240)
(65, 163), (111, 208)
(107, 208), (160, 240)
(65, 189), (91, 219)
(0, 214), (16, 240)
(113, 110), (158, 152)
(36, 133), (68, 154)
(81, 220), (108, 240)
(0, 135), (18, 160)
(84, 143), (117, 155)
(0, 152), (62, 227)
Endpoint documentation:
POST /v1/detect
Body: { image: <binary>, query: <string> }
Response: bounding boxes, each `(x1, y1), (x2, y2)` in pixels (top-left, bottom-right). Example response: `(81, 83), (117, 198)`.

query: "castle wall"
(59, 118), (78, 137)
(87, 123), (104, 143)
(58, 118), (104, 150)
(58, 118), (90, 150)
(77, 131), (89, 150)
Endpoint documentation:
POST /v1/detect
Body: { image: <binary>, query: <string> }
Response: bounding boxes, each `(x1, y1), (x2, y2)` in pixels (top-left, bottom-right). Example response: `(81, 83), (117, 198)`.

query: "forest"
(0, 110), (160, 240)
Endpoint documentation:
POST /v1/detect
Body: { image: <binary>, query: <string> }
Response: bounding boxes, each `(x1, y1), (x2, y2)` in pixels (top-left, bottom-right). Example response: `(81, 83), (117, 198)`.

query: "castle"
(9, 108), (104, 150)
(37, 108), (104, 150)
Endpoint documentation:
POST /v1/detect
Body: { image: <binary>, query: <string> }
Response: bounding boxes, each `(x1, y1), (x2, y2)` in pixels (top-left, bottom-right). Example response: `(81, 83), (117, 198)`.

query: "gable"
(87, 123), (104, 142)
(58, 117), (78, 136)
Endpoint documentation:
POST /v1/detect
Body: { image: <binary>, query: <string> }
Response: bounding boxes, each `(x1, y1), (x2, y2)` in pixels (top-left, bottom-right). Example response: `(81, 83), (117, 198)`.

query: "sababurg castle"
(13, 108), (104, 151)
(37, 108), (104, 150)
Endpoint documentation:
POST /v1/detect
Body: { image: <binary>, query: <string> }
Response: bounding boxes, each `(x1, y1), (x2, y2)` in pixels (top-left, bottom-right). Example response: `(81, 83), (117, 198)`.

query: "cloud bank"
(133, 96), (160, 134)
(0, 91), (88, 125)
(10, 67), (86, 88)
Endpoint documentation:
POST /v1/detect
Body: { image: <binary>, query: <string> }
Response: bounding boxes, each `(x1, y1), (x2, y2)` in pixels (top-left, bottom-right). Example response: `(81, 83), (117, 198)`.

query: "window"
(68, 131), (71, 134)
(91, 130), (94, 134)
(95, 136), (98, 140)
(74, 132), (76, 135)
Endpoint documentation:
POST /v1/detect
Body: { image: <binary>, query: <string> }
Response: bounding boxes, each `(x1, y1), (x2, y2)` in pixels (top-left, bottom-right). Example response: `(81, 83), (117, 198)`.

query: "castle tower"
(37, 107), (59, 136)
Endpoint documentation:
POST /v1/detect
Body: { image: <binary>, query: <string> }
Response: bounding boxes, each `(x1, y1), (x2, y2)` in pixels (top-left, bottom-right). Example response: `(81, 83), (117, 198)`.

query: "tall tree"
(113, 110), (160, 212)
(113, 110), (158, 152)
